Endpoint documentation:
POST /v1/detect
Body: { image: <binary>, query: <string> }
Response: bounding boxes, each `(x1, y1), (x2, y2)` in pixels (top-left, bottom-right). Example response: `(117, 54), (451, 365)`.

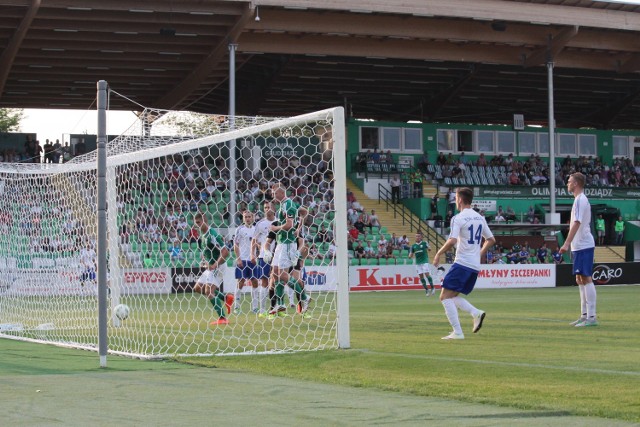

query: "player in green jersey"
(409, 231), (435, 296)
(193, 213), (234, 325)
(268, 185), (309, 315)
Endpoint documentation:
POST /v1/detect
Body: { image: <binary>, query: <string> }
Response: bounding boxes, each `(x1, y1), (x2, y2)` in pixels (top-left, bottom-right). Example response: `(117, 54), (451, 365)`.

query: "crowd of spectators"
(486, 240), (563, 265)
(0, 135), (83, 164)
(117, 152), (336, 265)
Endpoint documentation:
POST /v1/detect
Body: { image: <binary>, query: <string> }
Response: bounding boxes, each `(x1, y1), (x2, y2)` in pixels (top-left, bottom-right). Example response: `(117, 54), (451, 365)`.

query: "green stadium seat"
(378, 258), (388, 265)
(350, 258), (360, 266)
(305, 258), (314, 266)
(371, 226), (380, 235)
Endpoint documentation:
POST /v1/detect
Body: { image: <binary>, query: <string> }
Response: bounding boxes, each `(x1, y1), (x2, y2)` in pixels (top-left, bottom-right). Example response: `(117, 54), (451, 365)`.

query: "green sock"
(420, 277), (429, 293)
(210, 290), (225, 319)
(427, 275), (434, 290)
(291, 279), (308, 301)
(275, 281), (285, 306)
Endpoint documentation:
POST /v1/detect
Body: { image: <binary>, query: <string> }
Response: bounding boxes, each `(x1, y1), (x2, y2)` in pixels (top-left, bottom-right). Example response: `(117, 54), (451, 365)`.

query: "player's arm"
(560, 220), (581, 253)
(233, 236), (243, 266)
(250, 233), (260, 264)
(433, 237), (456, 267)
(212, 246), (229, 270)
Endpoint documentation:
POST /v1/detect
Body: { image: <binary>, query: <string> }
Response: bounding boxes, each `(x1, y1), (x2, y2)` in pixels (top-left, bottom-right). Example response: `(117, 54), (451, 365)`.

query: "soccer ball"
(114, 304), (130, 320)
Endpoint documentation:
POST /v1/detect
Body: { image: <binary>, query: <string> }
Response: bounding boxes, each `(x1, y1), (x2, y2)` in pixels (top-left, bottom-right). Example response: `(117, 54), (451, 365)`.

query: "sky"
(20, 109), (139, 142)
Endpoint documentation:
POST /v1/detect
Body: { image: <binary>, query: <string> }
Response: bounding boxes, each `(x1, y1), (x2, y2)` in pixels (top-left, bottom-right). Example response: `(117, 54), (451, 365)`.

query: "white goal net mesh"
(0, 104), (347, 358)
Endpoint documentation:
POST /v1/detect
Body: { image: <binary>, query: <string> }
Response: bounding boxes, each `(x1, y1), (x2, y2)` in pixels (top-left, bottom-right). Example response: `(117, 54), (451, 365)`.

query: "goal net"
(0, 103), (348, 358)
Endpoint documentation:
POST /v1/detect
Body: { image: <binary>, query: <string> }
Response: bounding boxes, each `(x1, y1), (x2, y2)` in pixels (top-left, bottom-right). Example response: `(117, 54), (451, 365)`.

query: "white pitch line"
(357, 349), (640, 377)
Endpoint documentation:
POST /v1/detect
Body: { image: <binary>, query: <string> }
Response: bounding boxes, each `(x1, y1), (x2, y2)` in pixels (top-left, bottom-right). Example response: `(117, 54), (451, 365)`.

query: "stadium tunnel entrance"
(591, 204), (621, 246)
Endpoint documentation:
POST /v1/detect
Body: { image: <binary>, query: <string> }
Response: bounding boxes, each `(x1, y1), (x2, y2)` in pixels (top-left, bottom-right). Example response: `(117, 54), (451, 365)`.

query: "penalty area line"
(356, 349), (640, 377)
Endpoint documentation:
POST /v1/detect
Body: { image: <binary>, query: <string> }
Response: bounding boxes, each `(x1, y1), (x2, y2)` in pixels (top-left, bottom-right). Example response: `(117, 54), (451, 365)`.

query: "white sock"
(578, 285), (587, 318)
(584, 282), (597, 320)
(286, 285), (295, 305)
(251, 287), (259, 311)
(234, 286), (242, 308)
(442, 299), (463, 335)
(259, 287), (267, 312)
(453, 296), (480, 317)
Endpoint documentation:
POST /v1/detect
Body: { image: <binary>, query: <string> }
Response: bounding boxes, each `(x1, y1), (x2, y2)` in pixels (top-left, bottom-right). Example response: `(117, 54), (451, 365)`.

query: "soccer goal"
(0, 89), (349, 358)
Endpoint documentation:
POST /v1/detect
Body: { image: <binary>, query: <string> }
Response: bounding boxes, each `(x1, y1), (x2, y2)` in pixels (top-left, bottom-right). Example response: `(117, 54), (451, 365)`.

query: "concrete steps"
(594, 246), (625, 263)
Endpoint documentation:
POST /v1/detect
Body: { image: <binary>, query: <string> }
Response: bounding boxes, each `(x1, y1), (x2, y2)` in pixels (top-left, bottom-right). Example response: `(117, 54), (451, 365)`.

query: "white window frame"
(381, 127), (402, 152)
(577, 134), (597, 157)
(496, 131), (516, 155)
(557, 133), (577, 156)
(359, 126), (380, 151)
(402, 128), (423, 153)
(437, 129), (456, 152)
(537, 132), (550, 157)
(612, 135), (630, 158)
(361, 126), (424, 153)
(476, 130), (494, 153)
(518, 132), (537, 156)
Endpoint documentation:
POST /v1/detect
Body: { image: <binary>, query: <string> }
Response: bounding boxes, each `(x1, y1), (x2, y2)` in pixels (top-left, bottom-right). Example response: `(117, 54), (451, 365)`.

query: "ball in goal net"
(0, 97), (349, 358)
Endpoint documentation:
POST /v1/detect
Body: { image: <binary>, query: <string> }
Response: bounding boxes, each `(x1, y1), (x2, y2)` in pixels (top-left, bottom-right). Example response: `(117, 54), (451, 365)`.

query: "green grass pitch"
(1, 286), (638, 423)
(181, 286), (640, 423)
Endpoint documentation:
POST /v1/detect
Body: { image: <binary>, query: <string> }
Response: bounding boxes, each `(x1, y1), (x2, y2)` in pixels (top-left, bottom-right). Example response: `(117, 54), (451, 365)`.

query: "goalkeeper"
(193, 213), (234, 325)
(409, 231), (435, 297)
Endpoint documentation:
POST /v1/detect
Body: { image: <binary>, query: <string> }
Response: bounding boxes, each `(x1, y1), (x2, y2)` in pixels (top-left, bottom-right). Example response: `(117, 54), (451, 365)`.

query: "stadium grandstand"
(2, 0), (640, 266)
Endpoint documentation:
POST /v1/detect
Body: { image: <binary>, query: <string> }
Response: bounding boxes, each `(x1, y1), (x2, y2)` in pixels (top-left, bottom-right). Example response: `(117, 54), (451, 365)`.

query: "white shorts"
(415, 263), (431, 275)
(197, 267), (224, 288)
(273, 243), (298, 270)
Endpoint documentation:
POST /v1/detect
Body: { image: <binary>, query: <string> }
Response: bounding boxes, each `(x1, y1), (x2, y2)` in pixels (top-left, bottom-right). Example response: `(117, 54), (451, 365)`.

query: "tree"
(0, 108), (24, 133)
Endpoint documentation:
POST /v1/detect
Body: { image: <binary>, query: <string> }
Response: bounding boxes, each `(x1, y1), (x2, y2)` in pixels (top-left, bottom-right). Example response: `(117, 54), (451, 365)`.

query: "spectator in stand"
(551, 247), (563, 264)
(363, 241), (376, 259)
(169, 239), (185, 262)
(476, 153), (487, 167)
(505, 206), (516, 222)
(368, 209), (381, 230)
(506, 248), (519, 264)
(417, 154), (429, 173)
(188, 223), (200, 245)
(431, 193), (439, 216)
(411, 171), (423, 198)
(348, 224), (360, 243)
(390, 232), (401, 250)
(353, 241), (365, 261)
(508, 170), (519, 185)
(447, 190), (456, 214)
(377, 234), (388, 256)
(494, 211), (505, 223)
(436, 152), (447, 166)
(615, 216), (625, 245)
(389, 174), (401, 204)
(445, 210), (454, 229)
(518, 247), (530, 264)
(353, 215), (366, 234)
(537, 243), (549, 264)
(399, 234), (410, 250)
(486, 248), (495, 264)
(370, 148), (381, 163)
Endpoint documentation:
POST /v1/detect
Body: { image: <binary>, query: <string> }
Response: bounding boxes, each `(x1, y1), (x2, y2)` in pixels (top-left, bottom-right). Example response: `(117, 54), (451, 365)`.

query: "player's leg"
(234, 263), (244, 313)
(440, 288), (464, 339)
(573, 249), (597, 327)
(570, 277), (587, 325)
(425, 268), (435, 294)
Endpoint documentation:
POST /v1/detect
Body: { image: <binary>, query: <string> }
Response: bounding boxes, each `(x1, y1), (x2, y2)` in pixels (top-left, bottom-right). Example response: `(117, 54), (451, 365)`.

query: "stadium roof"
(2, 0), (640, 129)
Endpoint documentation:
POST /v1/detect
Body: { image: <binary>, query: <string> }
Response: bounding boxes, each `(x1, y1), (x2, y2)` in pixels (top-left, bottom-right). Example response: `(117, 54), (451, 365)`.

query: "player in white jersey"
(233, 211), (257, 313)
(252, 203), (275, 316)
(434, 187), (495, 340)
(79, 244), (96, 286)
(560, 172), (598, 327)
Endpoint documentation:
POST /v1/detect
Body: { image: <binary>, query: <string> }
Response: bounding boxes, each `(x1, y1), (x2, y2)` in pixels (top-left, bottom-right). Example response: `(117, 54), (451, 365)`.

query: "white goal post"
(0, 86), (349, 359)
